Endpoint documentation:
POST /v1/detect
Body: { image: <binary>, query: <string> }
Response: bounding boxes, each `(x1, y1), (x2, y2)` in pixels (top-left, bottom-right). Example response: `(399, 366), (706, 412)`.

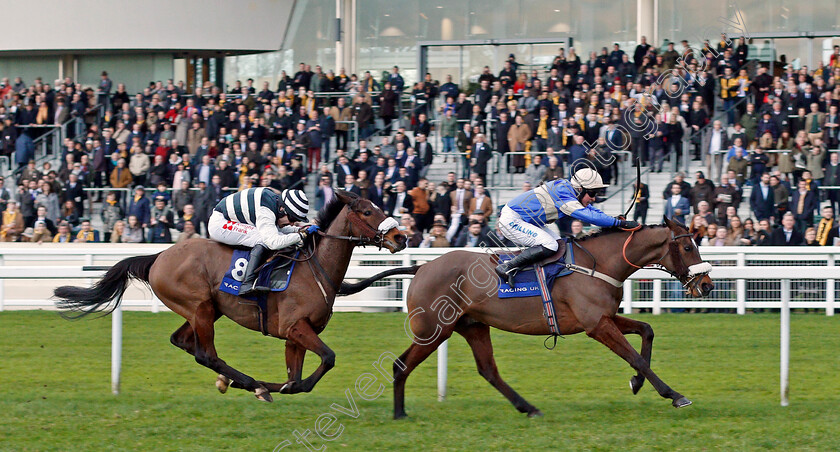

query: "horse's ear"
(663, 216), (674, 229)
(335, 189), (358, 204)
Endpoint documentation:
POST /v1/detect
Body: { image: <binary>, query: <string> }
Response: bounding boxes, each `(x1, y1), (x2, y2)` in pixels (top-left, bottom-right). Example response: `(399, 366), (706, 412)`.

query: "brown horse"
(54, 191), (406, 402)
(340, 217), (714, 418)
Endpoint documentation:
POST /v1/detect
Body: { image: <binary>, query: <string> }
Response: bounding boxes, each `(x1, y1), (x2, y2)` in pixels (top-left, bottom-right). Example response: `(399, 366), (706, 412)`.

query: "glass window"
(224, 0), (335, 91)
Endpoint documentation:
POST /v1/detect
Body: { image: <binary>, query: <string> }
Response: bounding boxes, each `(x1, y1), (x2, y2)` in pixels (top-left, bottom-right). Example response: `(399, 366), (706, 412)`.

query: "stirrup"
(495, 264), (518, 288)
(503, 268), (518, 288)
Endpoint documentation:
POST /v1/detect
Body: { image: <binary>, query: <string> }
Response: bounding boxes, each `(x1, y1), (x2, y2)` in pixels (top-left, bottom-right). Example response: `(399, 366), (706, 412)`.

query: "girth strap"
(563, 263), (623, 288)
(534, 264), (561, 336)
(257, 297), (270, 336)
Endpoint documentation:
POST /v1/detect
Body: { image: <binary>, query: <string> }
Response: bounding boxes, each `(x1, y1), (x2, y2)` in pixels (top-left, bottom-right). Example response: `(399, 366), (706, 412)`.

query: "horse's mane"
(315, 196), (348, 234)
(574, 224), (668, 242)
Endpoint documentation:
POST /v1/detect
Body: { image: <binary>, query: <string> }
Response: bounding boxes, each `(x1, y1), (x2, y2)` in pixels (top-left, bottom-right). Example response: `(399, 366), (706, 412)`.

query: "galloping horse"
(341, 218), (714, 418)
(54, 191), (406, 402)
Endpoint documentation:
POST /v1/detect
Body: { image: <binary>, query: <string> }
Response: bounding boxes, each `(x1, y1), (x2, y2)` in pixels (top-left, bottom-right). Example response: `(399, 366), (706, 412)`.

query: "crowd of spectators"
(657, 167), (840, 247)
(1, 35), (840, 245)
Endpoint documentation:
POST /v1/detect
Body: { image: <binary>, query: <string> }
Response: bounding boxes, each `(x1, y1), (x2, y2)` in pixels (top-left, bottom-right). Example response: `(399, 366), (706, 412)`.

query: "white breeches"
(498, 206), (560, 251)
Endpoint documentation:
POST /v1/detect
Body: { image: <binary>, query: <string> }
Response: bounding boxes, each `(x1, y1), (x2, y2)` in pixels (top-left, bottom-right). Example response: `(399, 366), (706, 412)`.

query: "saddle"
(495, 238), (576, 338)
(218, 248), (300, 335)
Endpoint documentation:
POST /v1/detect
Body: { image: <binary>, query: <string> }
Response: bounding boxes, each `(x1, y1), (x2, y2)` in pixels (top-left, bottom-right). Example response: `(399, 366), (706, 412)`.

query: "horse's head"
(660, 217), (714, 297)
(335, 190), (407, 253)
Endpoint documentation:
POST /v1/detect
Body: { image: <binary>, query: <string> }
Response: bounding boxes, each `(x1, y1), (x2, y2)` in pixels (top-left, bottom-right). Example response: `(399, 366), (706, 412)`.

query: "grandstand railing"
(0, 245), (835, 315)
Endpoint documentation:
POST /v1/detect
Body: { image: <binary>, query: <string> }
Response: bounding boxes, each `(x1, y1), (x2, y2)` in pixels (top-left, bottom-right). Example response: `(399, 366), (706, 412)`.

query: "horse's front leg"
(588, 315), (690, 408)
(256, 341), (307, 394)
(268, 319), (335, 394)
(612, 315), (655, 395)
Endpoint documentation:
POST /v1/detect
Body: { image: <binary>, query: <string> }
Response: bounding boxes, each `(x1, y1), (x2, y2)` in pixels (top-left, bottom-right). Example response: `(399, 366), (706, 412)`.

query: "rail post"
(111, 303), (122, 395)
(437, 339), (448, 401)
(780, 278), (790, 407)
(736, 252), (746, 315)
(652, 279), (662, 315)
(401, 254), (411, 312)
(622, 279), (632, 314)
(151, 293), (161, 314)
(827, 254), (835, 316)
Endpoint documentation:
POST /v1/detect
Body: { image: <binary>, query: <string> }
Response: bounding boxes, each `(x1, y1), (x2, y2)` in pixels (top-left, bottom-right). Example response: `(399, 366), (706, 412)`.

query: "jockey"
(208, 187), (316, 295)
(494, 167), (638, 287)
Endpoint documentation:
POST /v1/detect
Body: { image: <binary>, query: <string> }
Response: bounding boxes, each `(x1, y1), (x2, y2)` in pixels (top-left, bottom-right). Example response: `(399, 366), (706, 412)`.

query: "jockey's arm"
(556, 197), (619, 228)
(256, 207), (303, 250)
(570, 203), (619, 228)
(552, 183), (619, 229)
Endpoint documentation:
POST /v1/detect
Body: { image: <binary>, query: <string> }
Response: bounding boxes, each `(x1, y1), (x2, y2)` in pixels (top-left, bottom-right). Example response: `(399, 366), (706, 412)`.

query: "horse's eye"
(364, 210), (372, 216)
(684, 246), (691, 252)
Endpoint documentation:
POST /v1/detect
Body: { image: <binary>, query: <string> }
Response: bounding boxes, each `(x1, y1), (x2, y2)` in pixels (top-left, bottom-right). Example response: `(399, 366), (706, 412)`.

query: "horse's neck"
(315, 213), (355, 297)
(602, 228), (669, 281)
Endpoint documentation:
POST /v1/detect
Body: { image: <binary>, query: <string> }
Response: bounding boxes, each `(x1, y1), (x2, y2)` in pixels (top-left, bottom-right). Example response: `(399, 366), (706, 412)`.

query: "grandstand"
(2, 46), (839, 248)
(0, 0), (838, 250)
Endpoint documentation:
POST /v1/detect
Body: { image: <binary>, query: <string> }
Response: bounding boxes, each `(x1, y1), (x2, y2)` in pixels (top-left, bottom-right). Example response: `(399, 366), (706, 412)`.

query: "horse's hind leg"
(393, 331), (452, 420)
(455, 321), (542, 417)
(170, 319), (233, 394)
(612, 315), (654, 395)
(170, 321), (197, 355)
(588, 315), (690, 408)
(191, 301), (271, 401)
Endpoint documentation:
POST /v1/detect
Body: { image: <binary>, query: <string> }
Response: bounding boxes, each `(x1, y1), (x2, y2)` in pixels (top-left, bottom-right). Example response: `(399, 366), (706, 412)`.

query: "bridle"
(621, 225), (712, 295)
(315, 202), (398, 250)
(268, 200), (400, 305)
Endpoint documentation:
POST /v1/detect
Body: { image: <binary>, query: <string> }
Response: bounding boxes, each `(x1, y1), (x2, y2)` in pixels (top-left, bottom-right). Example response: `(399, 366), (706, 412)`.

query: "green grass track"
(0, 311), (838, 451)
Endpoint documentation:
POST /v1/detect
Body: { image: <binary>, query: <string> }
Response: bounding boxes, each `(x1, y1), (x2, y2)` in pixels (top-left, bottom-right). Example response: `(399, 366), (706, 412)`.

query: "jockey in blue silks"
(494, 167), (638, 287)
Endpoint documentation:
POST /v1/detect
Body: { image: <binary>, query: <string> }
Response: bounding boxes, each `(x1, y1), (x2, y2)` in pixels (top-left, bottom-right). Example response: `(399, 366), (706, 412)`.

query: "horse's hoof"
(216, 374), (230, 394)
(630, 375), (644, 395)
(255, 387), (273, 403)
(672, 396), (692, 408)
(527, 410), (544, 418)
(279, 381), (293, 394)
(394, 412), (407, 420)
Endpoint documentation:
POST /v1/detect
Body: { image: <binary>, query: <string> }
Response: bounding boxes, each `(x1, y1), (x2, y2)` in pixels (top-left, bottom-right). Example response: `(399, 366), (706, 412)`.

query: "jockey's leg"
(206, 211), (270, 296)
(494, 206), (558, 288)
(494, 245), (555, 288)
(239, 244), (270, 295)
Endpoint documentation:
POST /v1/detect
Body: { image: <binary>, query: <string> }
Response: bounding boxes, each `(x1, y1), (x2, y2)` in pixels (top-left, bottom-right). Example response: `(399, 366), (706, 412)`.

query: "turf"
(0, 311), (838, 451)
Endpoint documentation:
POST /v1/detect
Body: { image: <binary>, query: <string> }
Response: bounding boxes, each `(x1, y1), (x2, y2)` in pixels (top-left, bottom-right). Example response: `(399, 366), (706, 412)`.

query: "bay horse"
(54, 190), (406, 402)
(340, 217), (714, 418)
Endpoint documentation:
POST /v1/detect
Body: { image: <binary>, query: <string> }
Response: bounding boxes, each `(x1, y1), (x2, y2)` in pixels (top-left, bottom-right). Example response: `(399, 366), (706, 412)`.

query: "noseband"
(622, 226), (712, 295)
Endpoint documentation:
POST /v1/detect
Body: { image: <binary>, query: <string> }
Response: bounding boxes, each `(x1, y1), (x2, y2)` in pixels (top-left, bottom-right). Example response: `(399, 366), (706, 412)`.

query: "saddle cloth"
(497, 239), (575, 299)
(218, 248), (299, 300)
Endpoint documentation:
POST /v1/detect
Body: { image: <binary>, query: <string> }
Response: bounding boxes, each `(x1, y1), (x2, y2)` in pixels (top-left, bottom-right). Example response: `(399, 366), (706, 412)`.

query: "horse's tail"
(338, 265), (422, 296)
(54, 253), (161, 319)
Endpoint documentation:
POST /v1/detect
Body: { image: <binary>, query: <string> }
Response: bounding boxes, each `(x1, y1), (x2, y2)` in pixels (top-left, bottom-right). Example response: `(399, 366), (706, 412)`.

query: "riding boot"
(494, 245), (556, 288)
(239, 244), (270, 296)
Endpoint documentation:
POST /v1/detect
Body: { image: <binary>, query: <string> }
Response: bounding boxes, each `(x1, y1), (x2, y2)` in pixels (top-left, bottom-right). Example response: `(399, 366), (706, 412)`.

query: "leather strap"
(564, 263), (623, 288)
(534, 265), (561, 336)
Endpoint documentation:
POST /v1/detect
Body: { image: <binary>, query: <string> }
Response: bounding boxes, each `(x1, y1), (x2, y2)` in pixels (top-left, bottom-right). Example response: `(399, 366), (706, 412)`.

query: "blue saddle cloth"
(219, 249), (299, 301)
(497, 241), (575, 299)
